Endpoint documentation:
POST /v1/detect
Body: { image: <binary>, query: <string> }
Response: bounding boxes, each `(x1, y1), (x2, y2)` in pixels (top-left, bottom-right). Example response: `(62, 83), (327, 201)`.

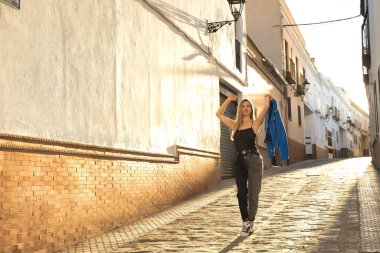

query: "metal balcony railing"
(286, 59), (296, 84)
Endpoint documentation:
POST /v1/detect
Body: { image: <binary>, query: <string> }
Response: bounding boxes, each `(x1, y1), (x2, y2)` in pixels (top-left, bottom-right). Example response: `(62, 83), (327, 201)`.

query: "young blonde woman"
(216, 95), (271, 236)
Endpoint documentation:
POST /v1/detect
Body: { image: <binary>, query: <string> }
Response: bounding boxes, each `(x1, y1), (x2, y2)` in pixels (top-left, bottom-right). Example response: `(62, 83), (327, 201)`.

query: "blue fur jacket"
(264, 99), (289, 160)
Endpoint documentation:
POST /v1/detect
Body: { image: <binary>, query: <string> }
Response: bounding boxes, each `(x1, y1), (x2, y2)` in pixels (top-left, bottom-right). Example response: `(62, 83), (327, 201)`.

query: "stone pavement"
(59, 157), (380, 253)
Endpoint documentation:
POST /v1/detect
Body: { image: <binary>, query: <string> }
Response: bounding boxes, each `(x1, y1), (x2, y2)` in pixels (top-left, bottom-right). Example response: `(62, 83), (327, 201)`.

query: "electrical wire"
(274, 14), (361, 28)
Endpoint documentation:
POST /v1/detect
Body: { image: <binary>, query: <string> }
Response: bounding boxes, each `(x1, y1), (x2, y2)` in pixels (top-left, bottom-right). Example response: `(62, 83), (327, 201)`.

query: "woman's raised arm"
(216, 95), (238, 129)
(253, 95), (272, 133)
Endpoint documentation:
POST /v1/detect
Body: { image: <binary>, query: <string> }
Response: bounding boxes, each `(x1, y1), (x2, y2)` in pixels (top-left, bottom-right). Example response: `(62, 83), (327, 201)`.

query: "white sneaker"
(240, 221), (251, 237)
(248, 220), (254, 233)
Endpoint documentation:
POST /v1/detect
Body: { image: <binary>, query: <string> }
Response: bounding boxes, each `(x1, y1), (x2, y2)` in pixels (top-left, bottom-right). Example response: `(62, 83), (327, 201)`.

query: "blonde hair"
(231, 99), (255, 140)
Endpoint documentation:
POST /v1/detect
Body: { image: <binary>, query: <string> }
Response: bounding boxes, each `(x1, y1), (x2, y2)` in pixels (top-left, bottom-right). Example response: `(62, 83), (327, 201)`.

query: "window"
(375, 81), (379, 134)
(327, 130), (332, 146)
(235, 39), (241, 72)
(296, 57), (299, 84)
(298, 105), (301, 126)
(284, 40), (289, 71)
(336, 131), (339, 143)
(362, 10), (371, 68)
(301, 67), (306, 85)
(378, 68), (380, 132)
(287, 97), (292, 119)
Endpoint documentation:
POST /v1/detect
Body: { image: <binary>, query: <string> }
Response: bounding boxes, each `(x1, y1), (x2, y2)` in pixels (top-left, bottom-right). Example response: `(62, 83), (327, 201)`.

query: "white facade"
(304, 62), (370, 159)
(0, 0), (247, 155)
(303, 60), (328, 158)
(245, 0), (371, 162)
(362, 0), (380, 166)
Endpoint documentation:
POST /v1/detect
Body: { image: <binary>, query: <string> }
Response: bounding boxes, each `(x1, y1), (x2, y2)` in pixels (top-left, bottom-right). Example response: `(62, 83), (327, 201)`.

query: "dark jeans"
(235, 152), (263, 221)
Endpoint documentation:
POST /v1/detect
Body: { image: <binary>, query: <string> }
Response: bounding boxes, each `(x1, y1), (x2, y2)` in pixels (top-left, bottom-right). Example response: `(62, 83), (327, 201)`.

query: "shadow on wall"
(137, 0), (211, 61)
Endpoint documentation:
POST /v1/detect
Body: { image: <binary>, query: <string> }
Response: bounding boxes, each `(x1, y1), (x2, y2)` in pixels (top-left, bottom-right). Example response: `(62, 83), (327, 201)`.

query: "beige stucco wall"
(286, 87), (305, 144)
(0, 0), (244, 154)
(281, 9), (307, 147)
(246, 38), (286, 167)
(245, 0), (282, 71)
(246, 0), (307, 150)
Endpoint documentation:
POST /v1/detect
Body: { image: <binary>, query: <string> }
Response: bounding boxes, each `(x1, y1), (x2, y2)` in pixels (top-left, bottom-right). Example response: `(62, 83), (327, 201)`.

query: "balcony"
(285, 59), (296, 84)
(360, 127), (369, 136)
(328, 138), (332, 147)
(332, 115), (340, 122)
(332, 107), (340, 122)
(362, 14), (371, 69)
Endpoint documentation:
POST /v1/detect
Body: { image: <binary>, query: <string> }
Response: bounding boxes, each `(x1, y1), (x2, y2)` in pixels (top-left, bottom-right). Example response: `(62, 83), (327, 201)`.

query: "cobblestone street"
(61, 157), (380, 253)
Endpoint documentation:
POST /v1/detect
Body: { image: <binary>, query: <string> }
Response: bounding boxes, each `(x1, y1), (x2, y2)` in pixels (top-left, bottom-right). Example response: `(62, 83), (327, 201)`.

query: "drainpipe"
(280, 23), (289, 166)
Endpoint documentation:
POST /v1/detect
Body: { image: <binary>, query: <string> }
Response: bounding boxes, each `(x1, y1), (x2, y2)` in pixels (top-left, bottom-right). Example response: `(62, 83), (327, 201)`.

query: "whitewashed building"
(361, 0), (380, 166)
(303, 66), (370, 159)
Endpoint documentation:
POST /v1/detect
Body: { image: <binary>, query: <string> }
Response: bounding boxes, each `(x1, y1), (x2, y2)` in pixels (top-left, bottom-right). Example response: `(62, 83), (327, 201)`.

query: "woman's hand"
(254, 94), (272, 131)
(264, 95), (273, 107)
(265, 94), (273, 100)
(216, 95), (238, 130)
(227, 95), (238, 101)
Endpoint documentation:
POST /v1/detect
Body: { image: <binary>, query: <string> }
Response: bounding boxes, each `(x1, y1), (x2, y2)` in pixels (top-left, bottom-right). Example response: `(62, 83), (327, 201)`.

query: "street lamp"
(345, 116), (353, 132)
(229, 0), (246, 21)
(303, 79), (310, 93)
(0, 0), (20, 9)
(324, 106), (333, 120)
(207, 0), (246, 33)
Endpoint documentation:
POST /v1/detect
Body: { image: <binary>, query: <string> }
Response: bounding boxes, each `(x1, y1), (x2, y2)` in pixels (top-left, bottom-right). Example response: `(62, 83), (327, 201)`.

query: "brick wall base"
(341, 148), (354, 158)
(0, 133), (220, 252)
(287, 138), (305, 164)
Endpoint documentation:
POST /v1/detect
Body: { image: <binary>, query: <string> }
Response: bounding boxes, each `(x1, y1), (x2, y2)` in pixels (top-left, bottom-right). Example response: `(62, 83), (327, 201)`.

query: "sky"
(285, 0), (368, 112)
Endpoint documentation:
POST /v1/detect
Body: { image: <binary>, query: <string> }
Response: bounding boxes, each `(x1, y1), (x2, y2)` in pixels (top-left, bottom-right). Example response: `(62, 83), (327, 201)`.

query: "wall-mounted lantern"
(294, 79), (310, 97)
(207, 0), (246, 33)
(324, 106), (334, 120)
(303, 79), (310, 93)
(344, 116), (355, 132)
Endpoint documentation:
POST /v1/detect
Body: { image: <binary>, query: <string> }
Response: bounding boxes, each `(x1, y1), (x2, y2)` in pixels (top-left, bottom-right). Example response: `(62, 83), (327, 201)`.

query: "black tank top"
(233, 127), (258, 153)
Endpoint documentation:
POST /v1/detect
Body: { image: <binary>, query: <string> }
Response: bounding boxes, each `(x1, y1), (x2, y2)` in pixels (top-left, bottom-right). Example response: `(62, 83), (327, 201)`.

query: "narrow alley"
(60, 157), (380, 253)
